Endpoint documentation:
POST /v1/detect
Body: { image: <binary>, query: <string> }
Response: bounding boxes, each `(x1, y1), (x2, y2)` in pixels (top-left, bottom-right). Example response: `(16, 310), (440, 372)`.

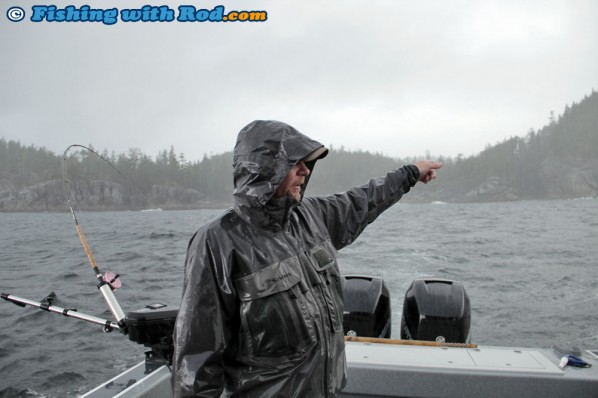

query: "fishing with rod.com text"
(6, 4), (268, 24)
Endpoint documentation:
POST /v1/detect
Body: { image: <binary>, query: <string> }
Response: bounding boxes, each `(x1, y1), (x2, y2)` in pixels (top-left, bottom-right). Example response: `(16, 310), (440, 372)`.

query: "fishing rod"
(61, 144), (128, 331)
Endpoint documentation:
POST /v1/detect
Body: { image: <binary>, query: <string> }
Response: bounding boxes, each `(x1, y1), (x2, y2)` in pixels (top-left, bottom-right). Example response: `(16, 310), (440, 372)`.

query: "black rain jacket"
(172, 120), (420, 397)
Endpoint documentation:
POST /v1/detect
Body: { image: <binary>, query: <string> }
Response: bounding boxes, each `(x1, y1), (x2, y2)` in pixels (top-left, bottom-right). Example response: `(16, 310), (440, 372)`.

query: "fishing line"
(62, 144), (129, 329)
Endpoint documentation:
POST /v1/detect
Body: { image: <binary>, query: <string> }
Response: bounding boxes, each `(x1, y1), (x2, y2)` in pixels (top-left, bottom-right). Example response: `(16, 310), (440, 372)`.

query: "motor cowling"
(400, 278), (470, 343)
(341, 275), (391, 338)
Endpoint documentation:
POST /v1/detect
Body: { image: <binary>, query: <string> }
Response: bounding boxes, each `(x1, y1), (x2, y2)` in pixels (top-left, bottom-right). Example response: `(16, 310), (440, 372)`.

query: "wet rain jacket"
(172, 120), (420, 397)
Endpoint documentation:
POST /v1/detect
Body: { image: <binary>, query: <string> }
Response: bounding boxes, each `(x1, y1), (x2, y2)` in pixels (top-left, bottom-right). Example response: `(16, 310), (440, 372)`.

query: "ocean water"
(1, 199), (597, 397)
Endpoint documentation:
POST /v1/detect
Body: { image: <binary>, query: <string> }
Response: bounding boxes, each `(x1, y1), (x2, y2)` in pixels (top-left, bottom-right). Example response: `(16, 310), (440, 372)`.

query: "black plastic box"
(125, 303), (179, 347)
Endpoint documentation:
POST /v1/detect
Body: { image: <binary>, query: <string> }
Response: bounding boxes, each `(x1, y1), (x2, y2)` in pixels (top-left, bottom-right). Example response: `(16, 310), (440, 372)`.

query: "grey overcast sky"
(1, 0), (597, 161)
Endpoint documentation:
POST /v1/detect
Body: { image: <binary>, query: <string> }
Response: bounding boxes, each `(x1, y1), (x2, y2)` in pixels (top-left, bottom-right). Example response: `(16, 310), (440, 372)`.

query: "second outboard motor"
(400, 278), (470, 343)
(342, 275), (391, 338)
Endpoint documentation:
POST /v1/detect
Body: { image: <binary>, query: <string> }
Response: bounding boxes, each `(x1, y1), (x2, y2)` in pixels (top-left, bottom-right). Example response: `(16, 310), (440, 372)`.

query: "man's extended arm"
(304, 165), (418, 250)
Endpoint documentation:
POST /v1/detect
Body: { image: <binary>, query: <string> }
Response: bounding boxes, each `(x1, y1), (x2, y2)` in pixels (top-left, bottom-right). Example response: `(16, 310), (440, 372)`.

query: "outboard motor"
(342, 275), (391, 338)
(400, 278), (470, 343)
(125, 303), (179, 372)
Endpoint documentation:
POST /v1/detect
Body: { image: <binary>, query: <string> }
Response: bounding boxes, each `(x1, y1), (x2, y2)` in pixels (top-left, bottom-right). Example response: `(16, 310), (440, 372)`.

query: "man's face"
(274, 161), (310, 202)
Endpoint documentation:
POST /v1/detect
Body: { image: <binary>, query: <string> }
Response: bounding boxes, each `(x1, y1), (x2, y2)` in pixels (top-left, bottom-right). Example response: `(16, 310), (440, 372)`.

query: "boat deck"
(82, 342), (598, 397)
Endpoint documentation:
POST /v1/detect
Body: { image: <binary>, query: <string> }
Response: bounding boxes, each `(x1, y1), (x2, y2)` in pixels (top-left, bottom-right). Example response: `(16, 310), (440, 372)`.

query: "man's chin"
(288, 192), (302, 203)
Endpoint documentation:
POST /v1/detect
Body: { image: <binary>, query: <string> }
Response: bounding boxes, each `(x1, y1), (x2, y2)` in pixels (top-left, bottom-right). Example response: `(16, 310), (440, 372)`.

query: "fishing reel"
(96, 271), (126, 333)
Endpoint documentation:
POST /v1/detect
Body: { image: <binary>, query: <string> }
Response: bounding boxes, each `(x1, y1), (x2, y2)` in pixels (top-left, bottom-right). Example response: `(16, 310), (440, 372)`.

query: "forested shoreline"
(1, 91), (597, 211)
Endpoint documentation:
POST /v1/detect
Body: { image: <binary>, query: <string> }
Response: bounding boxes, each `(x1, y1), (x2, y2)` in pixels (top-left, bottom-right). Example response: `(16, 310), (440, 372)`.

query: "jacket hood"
(232, 120), (327, 225)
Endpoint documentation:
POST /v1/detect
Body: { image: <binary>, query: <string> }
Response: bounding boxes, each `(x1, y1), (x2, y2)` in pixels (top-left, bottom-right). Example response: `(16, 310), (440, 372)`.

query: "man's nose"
(297, 161), (310, 176)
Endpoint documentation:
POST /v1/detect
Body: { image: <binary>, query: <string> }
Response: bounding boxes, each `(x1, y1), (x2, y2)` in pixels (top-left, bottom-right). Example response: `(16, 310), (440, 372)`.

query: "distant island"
(1, 90), (597, 212)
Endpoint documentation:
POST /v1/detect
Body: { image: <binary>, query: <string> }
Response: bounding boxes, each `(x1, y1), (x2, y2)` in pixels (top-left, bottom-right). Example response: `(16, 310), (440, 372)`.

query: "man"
(172, 120), (442, 397)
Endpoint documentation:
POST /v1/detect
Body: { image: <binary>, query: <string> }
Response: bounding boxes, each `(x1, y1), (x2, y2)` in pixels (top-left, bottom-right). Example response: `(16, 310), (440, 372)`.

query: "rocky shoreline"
(0, 179), (231, 212)
(2, 173), (596, 212)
